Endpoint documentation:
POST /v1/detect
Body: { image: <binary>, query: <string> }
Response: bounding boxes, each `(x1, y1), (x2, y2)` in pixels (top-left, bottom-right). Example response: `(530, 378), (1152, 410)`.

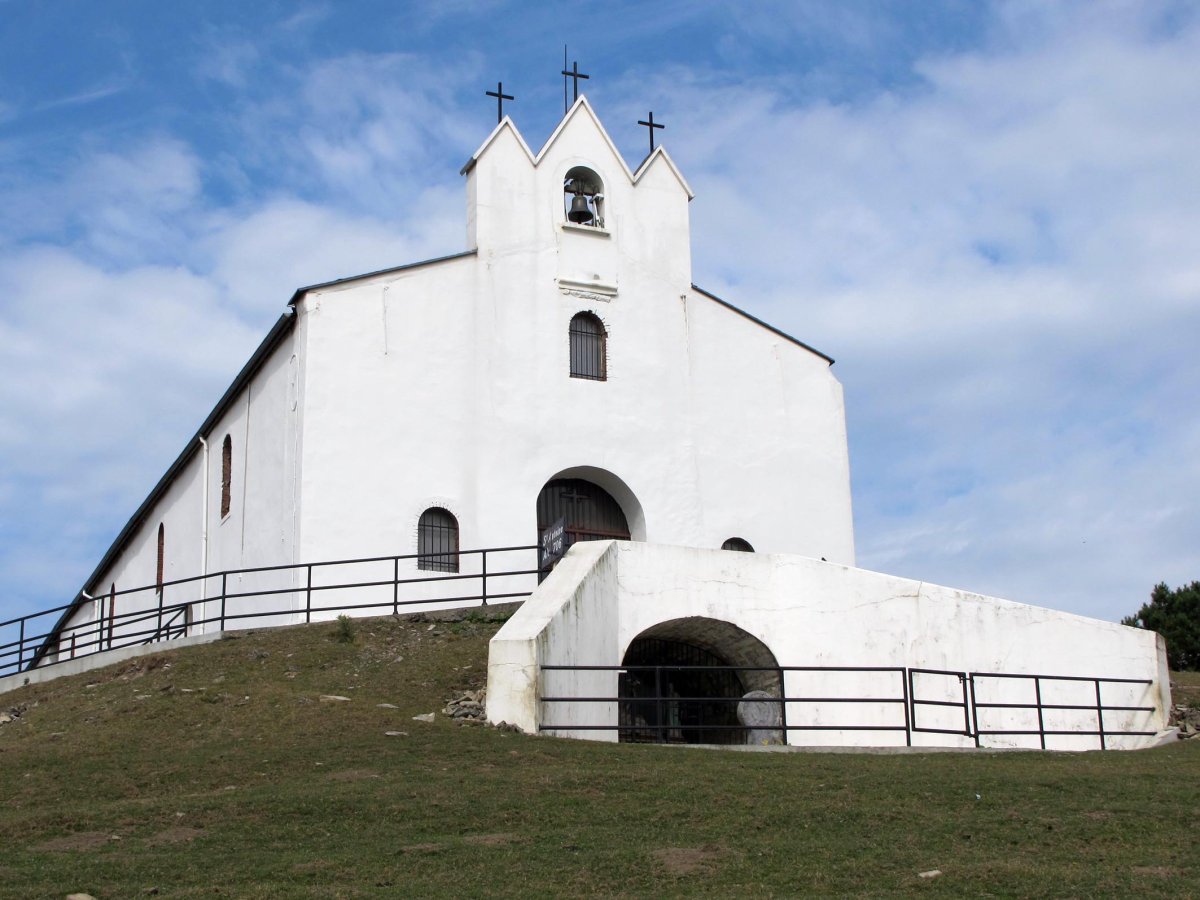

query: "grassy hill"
(1, 613), (1197, 898)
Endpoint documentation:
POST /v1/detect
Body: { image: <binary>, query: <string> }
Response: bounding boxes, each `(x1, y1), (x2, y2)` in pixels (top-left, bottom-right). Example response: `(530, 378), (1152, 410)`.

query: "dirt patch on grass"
(1132, 866), (1179, 878)
(34, 831), (114, 852)
(463, 832), (518, 846)
(115, 656), (170, 682)
(652, 846), (727, 876)
(399, 843), (444, 854)
(146, 826), (204, 846)
(326, 768), (381, 782)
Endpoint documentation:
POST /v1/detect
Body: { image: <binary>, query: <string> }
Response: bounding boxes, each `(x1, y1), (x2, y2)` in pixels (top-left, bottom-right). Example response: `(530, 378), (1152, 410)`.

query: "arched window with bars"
(417, 507), (459, 573)
(722, 537), (754, 552)
(569, 312), (607, 381)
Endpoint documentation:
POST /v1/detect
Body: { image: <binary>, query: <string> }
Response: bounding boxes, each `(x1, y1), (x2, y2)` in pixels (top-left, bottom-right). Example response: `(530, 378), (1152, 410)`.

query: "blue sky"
(1, 0), (1198, 628)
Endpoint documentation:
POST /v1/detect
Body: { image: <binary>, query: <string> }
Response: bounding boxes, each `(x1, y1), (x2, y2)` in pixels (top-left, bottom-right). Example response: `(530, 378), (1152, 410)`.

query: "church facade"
(37, 98), (854, 663)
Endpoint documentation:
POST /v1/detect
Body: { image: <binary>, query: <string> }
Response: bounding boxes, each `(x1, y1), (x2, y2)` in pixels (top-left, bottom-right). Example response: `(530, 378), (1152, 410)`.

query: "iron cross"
(638, 112), (665, 152)
(485, 81), (514, 124)
(561, 60), (590, 112)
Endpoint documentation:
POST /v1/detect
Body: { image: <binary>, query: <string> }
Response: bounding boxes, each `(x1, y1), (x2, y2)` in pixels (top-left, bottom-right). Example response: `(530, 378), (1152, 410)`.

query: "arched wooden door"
(536, 478), (630, 554)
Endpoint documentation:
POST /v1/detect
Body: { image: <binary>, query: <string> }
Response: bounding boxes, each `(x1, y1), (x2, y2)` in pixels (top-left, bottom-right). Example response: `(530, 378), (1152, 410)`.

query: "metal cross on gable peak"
(638, 111), (665, 153)
(561, 58), (590, 113)
(485, 81), (514, 124)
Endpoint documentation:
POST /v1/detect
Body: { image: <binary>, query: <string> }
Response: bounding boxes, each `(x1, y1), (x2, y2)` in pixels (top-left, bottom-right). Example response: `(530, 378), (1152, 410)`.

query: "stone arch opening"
(618, 617), (783, 745)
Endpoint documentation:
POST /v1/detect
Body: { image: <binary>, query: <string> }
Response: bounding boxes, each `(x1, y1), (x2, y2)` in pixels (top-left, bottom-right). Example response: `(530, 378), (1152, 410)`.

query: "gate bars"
(540, 663), (1159, 751)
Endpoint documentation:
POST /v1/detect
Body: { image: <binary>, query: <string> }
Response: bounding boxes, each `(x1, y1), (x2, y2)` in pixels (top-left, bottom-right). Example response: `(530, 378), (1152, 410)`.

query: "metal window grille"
(220, 434), (232, 518)
(569, 313), (606, 381)
(721, 537), (754, 552)
(417, 508), (459, 573)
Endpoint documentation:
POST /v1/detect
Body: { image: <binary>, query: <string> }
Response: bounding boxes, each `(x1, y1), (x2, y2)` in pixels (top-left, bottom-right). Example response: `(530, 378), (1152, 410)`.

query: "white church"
(15, 96), (1170, 751)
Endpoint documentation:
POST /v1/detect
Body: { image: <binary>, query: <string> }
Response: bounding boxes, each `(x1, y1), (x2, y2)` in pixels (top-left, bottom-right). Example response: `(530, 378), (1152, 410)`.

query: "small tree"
(1122, 581), (1200, 670)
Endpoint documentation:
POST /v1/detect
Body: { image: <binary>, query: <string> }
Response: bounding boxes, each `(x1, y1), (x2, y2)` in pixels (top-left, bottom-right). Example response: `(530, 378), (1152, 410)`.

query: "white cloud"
(0, 244), (262, 616)
(204, 193), (462, 313)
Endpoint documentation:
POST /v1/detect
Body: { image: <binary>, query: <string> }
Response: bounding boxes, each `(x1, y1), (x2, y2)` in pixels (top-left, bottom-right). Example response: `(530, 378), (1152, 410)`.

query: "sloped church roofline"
(460, 95), (695, 199)
(690, 285), (834, 365)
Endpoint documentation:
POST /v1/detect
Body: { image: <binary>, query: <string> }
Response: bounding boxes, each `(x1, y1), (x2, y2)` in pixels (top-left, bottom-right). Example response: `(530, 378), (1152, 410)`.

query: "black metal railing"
(1, 545), (538, 679)
(541, 664), (913, 744)
(539, 663), (1159, 750)
(968, 671), (1156, 750)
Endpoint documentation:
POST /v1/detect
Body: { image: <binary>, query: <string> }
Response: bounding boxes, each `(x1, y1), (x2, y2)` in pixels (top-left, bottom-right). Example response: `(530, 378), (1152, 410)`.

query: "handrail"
(2, 545), (538, 678)
(537, 663), (1158, 750)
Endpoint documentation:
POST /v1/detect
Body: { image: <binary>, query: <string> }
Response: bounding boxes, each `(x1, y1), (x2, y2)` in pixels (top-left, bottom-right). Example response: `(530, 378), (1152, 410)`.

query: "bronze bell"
(568, 193), (593, 224)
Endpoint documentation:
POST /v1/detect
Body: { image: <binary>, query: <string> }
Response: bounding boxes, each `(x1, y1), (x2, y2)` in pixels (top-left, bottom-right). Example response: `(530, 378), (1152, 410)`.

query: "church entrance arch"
(535, 467), (645, 569)
(618, 617), (783, 746)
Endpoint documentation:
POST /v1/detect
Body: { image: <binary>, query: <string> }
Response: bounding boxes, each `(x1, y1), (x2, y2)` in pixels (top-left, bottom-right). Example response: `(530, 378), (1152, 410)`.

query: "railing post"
(157, 586), (164, 641)
(481, 550), (488, 606)
(655, 666), (664, 745)
(1034, 677), (1046, 750)
(900, 669), (912, 747)
(968, 675), (981, 748)
(906, 668), (916, 733)
(959, 673), (971, 737)
(778, 667), (789, 744)
(17, 618), (24, 672)
(392, 557), (399, 615)
(220, 572), (228, 633)
(305, 565), (312, 624)
(1094, 679), (1106, 750)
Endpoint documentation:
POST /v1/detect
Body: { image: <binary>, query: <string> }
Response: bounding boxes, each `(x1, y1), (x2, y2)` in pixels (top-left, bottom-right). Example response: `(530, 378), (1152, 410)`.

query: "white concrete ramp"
(486, 541), (1170, 750)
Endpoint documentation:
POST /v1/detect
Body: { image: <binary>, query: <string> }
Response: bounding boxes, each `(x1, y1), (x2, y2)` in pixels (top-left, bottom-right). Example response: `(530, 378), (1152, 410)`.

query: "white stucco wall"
(487, 541), (1170, 751)
(200, 328), (304, 631)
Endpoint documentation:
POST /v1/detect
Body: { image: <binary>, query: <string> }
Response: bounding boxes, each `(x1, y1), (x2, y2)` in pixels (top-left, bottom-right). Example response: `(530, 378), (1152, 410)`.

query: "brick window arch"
(418, 507), (459, 573)
(569, 312), (606, 381)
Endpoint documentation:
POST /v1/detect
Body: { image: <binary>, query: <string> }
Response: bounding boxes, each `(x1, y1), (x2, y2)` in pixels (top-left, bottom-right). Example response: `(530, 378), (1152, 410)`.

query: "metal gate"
(536, 479), (630, 549)
(908, 668), (973, 737)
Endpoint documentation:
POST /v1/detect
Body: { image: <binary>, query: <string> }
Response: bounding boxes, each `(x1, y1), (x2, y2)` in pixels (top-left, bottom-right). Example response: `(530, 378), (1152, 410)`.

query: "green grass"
(0, 614), (1196, 898)
(1172, 670), (1200, 708)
